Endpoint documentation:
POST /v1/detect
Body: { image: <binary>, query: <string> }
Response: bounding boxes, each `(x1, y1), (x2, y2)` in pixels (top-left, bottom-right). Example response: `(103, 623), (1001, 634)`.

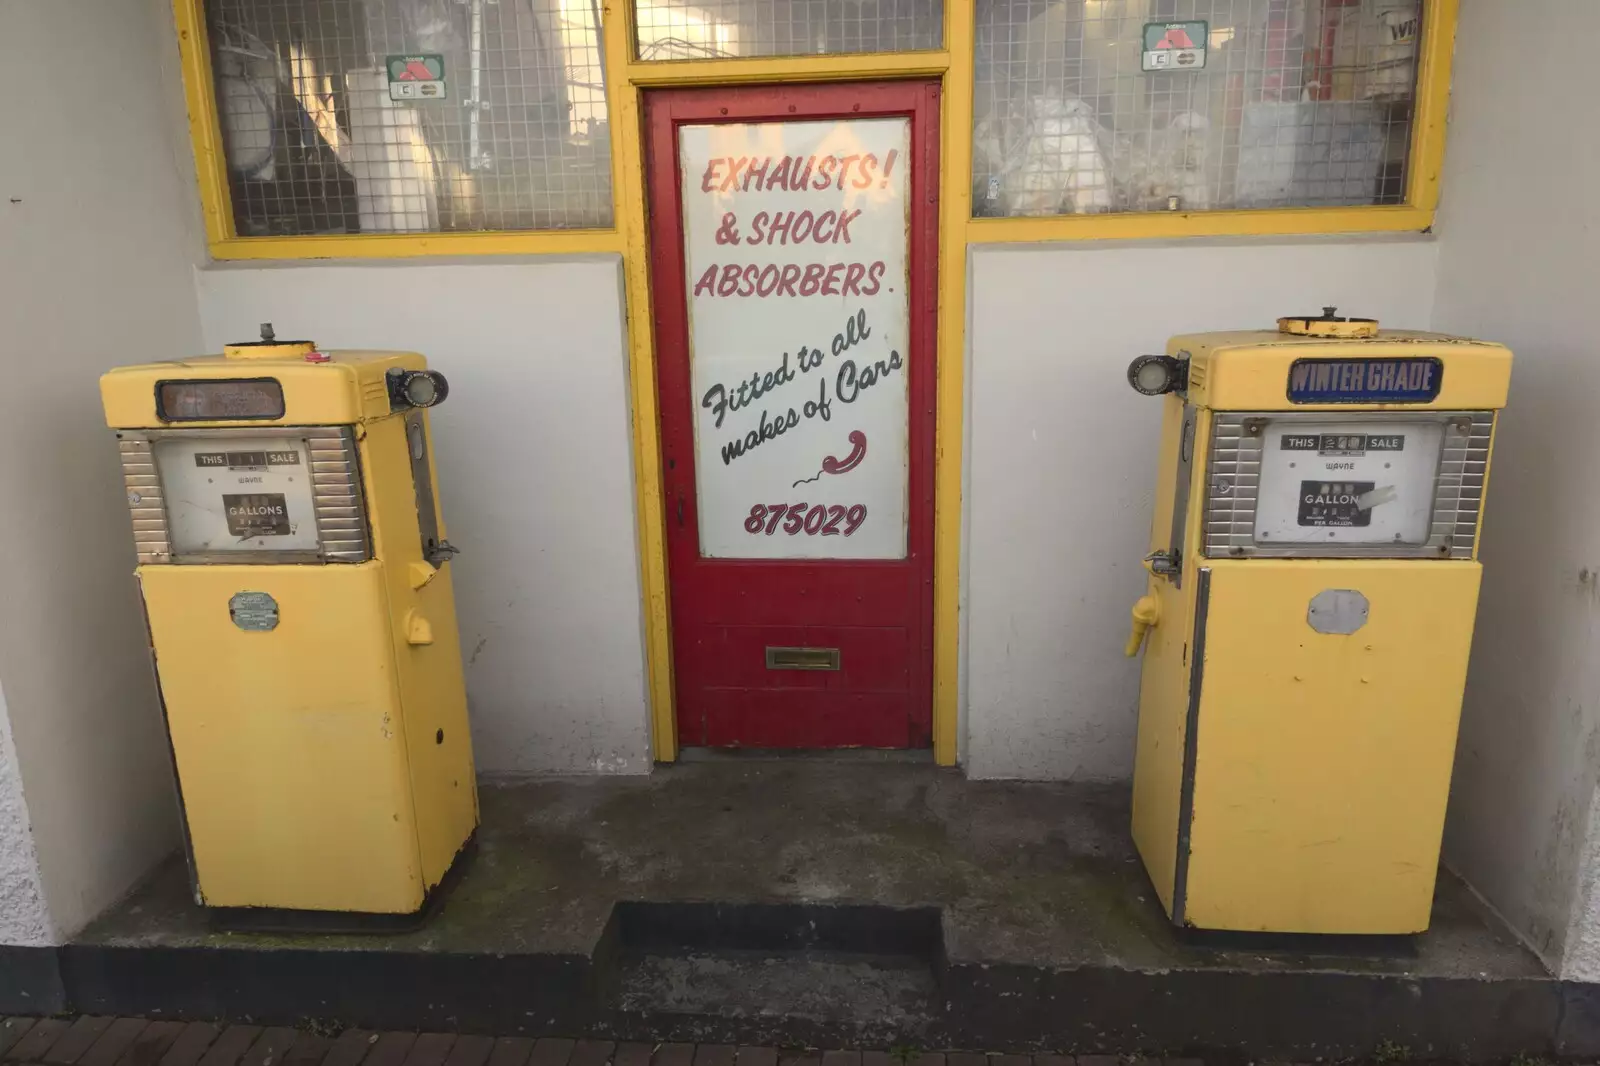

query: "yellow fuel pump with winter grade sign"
(101, 325), (477, 925)
(1123, 309), (1511, 935)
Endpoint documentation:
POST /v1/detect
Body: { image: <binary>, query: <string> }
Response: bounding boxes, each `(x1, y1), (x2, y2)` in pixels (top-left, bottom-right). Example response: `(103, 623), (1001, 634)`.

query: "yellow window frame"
(174, 0), (1456, 258)
(170, 0), (1457, 768)
(965, 0), (1458, 244)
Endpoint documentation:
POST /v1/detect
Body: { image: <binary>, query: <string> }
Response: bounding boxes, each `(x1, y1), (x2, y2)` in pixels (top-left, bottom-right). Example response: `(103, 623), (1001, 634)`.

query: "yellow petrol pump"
(1123, 310), (1511, 935)
(101, 326), (478, 924)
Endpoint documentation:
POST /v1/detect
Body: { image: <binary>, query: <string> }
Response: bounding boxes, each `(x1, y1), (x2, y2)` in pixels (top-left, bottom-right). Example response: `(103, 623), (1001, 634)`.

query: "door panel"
(646, 81), (939, 749)
(1184, 559), (1482, 933)
(139, 563), (423, 912)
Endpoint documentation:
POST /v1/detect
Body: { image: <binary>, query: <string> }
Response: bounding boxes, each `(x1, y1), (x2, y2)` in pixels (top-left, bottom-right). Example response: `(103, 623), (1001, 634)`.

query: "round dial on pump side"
(1127, 354), (1186, 396)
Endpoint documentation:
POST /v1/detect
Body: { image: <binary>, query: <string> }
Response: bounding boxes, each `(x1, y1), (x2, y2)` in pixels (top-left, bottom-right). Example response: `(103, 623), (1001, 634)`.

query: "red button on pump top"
(305, 351), (331, 363)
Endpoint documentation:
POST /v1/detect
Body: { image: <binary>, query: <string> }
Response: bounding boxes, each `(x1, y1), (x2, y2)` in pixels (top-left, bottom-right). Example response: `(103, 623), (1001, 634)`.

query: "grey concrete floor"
(81, 759), (1545, 984)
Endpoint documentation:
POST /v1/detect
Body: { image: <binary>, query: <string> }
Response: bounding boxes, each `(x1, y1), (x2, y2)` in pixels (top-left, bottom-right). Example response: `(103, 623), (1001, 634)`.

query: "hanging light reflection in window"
(635, 0), (740, 61)
(559, 0), (607, 138)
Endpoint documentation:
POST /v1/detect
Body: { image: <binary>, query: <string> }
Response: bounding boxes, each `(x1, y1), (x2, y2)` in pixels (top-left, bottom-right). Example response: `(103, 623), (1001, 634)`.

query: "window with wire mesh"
(207, 0), (612, 236)
(634, 0), (942, 60)
(972, 0), (1422, 218)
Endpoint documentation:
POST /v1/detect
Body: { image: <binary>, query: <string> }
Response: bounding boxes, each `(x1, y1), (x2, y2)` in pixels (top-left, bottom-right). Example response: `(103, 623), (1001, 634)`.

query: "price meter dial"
(1253, 419), (1446, 546)
(152, 435), (321, 555)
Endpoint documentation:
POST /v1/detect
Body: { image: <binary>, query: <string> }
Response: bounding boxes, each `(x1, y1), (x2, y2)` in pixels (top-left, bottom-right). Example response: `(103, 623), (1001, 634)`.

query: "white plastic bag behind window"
(1004, 93), (1112, 217)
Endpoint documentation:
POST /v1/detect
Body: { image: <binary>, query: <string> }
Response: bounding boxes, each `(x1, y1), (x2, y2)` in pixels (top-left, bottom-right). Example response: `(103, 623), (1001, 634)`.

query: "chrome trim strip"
(118, 438), (169, 564)
(1203, 411), (1493, 561)
(115, 427), (370, 564)
(1172, 566), (1211, 927)
(305, 428), (371, 562)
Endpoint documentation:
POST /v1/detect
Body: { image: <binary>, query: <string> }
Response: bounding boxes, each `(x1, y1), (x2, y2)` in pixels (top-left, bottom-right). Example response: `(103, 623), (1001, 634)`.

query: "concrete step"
(604, 901), (942, 1041)
(617, 950), (937, 1027)
(57, 767), (1572, 1059)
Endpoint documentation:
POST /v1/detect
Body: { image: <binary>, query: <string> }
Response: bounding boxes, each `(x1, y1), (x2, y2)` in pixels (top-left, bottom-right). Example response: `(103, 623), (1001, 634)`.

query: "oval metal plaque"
(1307, 589), (1368, 635)
(229, 591), (279, 632)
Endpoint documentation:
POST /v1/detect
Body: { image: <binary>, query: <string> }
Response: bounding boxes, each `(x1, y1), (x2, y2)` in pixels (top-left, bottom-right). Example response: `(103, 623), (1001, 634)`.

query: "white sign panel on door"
(679, 118), (911, 560)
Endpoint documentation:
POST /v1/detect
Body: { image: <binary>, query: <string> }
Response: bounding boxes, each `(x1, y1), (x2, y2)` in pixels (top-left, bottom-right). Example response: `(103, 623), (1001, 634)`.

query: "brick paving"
(0, 1019), (1226, 1066)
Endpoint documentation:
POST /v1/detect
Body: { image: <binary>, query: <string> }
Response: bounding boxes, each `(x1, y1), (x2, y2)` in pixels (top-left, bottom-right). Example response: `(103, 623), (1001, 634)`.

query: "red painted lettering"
(745, 212), (768, 245)
(852, 153), (878, 189)
(768, 156), (794, 190)
(814, 157), (839, 190)
(700, 159), (724, 193)
(813, 210), (838, 243)
(835, 209), (860, 243)
(836, 155), (861, 189)
(791, 211), (816, 244)
(744, 156), (771, 191)
(766, 211), (793, 244)
(690, 261), (895, 299)
(841, 262), (866, 295)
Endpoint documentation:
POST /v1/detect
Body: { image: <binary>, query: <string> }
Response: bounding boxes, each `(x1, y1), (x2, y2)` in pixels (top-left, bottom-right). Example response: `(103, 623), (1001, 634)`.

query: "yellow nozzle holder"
(1125, 595), (1160, 658)
(1278, 306), (1379, 339)
(225, 341), (317, 360)
(224, 322), (317, 360)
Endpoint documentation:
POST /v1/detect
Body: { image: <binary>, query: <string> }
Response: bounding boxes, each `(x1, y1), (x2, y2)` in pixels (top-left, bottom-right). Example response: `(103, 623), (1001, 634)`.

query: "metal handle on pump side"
(1144, 550), (1181, 580)
(426, 540), (461, 566)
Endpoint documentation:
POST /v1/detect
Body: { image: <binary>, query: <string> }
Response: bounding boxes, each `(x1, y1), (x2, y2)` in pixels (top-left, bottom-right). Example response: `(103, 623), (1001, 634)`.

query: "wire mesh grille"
(207, 0), (612, 236)
(972, 0), (1421, 217)
(634, 0), (943, 60)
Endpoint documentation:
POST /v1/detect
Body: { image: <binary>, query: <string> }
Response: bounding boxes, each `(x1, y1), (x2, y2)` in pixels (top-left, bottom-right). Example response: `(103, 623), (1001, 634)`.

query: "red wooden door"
(646, 81), (939, 750)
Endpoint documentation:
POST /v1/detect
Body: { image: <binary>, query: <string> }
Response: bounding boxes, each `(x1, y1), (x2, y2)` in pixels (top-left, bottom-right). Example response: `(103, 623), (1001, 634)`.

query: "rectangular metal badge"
(765, 647), (841, 671)
(1287, 357), (1443, 404)
(223, 493), (291, 537)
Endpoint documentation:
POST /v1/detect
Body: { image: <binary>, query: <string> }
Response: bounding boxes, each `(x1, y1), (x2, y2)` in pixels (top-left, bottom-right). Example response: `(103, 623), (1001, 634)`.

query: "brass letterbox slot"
(765, 646), (841, 671)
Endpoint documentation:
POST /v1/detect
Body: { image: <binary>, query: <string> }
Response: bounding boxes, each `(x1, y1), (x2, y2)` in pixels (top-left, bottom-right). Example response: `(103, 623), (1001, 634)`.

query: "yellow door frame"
(172, 0), (1456, 768)
(601, 2), (968, 765)
(603, 0), (1453, 765)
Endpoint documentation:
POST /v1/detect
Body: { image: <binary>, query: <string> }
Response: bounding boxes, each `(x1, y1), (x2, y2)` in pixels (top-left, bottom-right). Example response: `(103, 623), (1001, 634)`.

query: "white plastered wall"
(1431, 0), (1600, 980)
(0, 0), (204, 940)
(962, 238), (1440, 780)
(0, 683), (50, 947)
(198, 238), (1440, 786)
(194, 260), (652, 776)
